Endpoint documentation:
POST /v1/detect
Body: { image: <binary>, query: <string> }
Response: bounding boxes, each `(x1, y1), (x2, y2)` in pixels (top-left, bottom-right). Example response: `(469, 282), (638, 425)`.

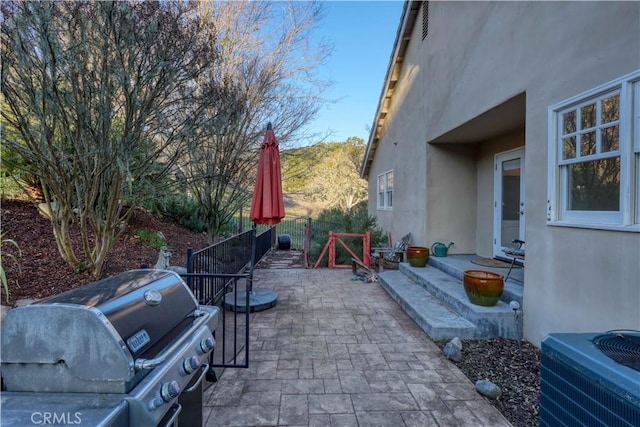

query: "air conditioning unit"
(540, 332), (640, 427)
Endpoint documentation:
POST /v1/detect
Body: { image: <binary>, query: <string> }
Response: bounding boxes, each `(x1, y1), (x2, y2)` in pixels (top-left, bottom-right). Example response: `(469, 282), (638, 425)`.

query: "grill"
(593, 332), (640, 372)
(1, 269), (219, 426)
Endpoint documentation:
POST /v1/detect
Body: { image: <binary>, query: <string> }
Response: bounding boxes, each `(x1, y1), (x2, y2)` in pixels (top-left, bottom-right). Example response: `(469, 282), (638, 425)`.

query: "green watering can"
(431, 241), (454, 257)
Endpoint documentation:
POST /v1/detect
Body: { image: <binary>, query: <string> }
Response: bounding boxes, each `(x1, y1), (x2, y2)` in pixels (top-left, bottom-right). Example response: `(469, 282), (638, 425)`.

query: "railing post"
(249, 224), (257, 293)
(186, 248), (193, 273)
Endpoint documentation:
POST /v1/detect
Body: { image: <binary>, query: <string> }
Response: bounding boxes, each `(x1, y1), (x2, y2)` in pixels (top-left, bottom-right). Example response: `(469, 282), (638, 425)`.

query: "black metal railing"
(178, 273), (250, 371)
(185, 227), (275, 305)
(183, 215), (351, 303)
(232, 215), (346, 253)
(254, 225), (276, 262)
(272, 217), (309, 249)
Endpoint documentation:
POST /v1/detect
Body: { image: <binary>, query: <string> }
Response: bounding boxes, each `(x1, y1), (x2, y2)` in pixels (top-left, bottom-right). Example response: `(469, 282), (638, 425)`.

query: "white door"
(493, 148), (525, 258)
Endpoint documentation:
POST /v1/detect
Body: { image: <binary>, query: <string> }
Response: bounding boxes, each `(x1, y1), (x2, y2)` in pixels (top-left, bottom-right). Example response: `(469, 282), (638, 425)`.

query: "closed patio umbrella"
(225, 123), (283, 313)
(250, 122), (285, 225)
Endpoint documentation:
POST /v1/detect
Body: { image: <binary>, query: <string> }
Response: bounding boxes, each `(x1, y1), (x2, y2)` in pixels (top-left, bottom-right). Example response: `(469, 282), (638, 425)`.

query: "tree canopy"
(282, 137), (368, 212)
(1, 0), (330, 274)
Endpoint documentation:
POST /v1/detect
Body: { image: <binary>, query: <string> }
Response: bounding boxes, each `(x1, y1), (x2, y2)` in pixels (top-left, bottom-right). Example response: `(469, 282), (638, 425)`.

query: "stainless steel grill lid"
(1, 269), (201, 393)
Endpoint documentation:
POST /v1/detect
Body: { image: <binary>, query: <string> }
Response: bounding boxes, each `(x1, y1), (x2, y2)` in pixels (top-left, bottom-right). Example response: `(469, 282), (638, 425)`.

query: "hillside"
(1, 199), (210, 305)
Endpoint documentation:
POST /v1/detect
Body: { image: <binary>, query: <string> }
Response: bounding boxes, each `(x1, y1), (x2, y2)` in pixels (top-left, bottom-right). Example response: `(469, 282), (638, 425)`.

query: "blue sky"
(308, 1), (404, 144)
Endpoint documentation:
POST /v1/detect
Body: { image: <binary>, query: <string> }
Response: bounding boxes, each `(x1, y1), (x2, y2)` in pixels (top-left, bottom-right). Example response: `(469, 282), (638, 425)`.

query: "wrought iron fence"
(231, 215), (347, 253)
(233, 216), (309, 250)
(185, 227), (275, 305)
(179, 272), (250, 371)
(183, 216), (356, 303)
(274, 217), (309, 249)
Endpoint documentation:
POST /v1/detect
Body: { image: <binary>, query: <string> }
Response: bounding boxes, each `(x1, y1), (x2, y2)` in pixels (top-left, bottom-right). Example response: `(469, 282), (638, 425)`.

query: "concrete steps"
(378, 259), (523, 340)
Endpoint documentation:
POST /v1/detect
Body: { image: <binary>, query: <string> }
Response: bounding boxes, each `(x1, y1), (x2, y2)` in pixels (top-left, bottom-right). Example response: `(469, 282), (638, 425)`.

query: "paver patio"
(203, 268), (511, 426)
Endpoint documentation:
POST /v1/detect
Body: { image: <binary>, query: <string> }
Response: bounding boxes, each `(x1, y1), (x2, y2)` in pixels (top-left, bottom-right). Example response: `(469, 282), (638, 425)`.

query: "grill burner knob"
(160, 380), (181, 402)
(149, 397), (165, 410)
(197, 337), (215, 355)
(182, 355), (200, 375)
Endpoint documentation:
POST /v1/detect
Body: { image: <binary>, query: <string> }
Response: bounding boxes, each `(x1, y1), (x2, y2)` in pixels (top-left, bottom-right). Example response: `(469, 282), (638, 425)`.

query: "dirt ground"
(1, 199), (210, 304)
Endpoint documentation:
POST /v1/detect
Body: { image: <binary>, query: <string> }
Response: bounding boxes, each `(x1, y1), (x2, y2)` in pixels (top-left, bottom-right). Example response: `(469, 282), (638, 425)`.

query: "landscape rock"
(443, 337), (463, 362)
(476, 379), (502, 399)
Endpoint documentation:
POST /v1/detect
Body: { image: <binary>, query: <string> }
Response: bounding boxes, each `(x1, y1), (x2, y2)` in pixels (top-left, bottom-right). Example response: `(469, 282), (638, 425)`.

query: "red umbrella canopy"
(250, 123), (285, 225)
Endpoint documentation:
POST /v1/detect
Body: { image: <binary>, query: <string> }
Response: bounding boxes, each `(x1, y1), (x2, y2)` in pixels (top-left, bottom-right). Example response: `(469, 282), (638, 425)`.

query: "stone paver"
(203, 268), (511, 426)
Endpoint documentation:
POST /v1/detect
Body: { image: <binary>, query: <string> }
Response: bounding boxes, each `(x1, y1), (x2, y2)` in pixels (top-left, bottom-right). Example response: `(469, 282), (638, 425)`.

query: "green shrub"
(137, 230), (169, 249)
(310, 201), (387, 267)
(145, 194), (207, 233)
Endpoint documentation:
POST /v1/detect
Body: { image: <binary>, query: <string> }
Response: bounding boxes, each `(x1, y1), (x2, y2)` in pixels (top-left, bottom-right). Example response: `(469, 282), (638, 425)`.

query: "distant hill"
(281, 138), (367, 216)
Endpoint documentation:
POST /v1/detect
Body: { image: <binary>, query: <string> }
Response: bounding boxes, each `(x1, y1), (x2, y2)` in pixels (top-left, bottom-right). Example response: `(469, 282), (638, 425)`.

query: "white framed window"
(377, 170), (393, 210)
(547, 70), (640, 231)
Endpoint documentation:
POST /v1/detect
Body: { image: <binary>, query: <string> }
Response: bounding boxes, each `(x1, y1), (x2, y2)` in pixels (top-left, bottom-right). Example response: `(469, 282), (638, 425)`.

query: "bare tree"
(1, 1), (219, 275)
(178, 1), (332, 241)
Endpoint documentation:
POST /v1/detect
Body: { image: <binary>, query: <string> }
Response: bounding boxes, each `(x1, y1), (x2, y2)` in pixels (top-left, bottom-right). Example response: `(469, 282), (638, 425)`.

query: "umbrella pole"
(249, 223), (257, 294)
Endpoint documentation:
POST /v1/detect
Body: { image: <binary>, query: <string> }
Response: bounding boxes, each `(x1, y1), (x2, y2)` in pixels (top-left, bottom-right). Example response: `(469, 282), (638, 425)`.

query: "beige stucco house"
(361, 1), (640, 347)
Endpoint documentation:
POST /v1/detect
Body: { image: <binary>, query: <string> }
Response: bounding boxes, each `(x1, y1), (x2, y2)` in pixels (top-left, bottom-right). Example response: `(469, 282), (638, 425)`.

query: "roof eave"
(360, 0), (421, 179)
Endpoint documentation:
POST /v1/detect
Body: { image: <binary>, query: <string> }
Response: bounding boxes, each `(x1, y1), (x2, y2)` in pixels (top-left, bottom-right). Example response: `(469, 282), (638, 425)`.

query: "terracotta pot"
(406, 246), (429, 267)
(463, 270), (504, 306)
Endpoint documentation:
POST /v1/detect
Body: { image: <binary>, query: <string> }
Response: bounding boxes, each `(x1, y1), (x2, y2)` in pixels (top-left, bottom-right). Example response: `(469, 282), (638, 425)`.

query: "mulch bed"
(1, 199), (210, 305)
(435, 338), (541, 427)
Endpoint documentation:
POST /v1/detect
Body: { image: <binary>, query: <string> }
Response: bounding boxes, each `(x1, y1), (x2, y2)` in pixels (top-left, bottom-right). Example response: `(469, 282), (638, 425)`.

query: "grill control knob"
(148, 397), (164, 410)
(160, 380), (181, 402)
(182, 355), (200, 375)
(197, 337), (216, 355)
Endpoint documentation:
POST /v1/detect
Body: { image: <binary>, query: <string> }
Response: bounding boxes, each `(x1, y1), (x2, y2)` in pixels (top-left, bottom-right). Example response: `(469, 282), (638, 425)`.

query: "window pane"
(562, 110), (576, 134)
(566, 157), (620, 211)
(386, 171), (393, 189)
(378, 176), (384, 192)
(580, 131), (596, 156)
(502, 159), (521, 221)
(387, 190), (393, 208)
(581, 103), (596, 129)
(601, 125), (619, 152)
(601, 94), (619, 124)
(562, 136), (576, 159)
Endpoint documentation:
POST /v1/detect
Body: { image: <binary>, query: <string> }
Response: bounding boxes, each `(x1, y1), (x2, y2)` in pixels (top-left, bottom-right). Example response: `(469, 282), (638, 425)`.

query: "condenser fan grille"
(593, 332), (640, 372)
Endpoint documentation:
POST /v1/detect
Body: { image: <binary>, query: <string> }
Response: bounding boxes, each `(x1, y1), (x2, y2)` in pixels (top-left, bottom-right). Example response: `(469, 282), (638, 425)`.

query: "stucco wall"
(426, 144), (477, 253)
(367, 1), (640, 346)
(367, 11), (428, 244)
